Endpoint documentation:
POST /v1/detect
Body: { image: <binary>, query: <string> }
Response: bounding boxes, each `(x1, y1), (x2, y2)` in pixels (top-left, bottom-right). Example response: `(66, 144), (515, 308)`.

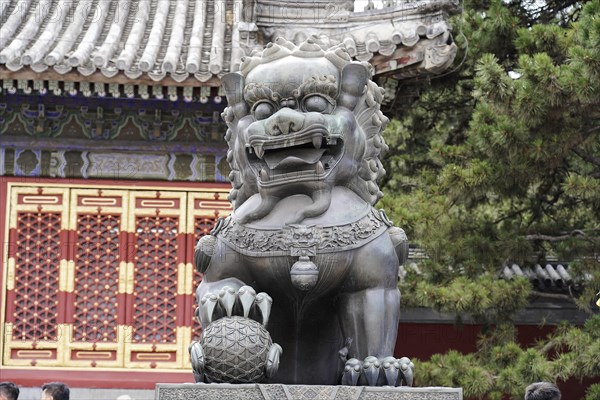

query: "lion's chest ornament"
(191, 37), (413, 388)
(211, 209), (392, 291)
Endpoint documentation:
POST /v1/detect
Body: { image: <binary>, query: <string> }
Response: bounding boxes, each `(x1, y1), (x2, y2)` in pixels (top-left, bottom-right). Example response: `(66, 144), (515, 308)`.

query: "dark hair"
(0, 382), (19, 400)
(525, 382), (561, 400)
(41, 382), (69, 400)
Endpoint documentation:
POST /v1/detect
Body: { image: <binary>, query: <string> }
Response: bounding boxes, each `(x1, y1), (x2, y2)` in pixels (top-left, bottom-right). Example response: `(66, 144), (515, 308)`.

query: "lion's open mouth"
(246, 126), (343, 186)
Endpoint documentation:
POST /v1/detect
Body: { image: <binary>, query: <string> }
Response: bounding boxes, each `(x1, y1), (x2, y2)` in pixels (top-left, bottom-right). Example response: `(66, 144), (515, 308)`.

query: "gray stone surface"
(155, 384), (462, 400)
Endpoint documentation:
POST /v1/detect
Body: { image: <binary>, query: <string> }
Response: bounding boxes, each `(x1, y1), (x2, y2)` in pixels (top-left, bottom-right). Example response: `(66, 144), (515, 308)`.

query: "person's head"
(0, 382), (19, 400)
(525, 382), (561, 400)
(41, 383), (69, 400)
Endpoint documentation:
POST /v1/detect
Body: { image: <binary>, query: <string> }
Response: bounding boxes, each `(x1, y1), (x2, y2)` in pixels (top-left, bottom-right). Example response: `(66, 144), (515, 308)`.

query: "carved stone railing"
(155, 383), (463, 400)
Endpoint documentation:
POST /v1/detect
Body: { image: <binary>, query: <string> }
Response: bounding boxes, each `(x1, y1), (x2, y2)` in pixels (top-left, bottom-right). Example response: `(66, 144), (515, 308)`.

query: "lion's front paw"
(189, 325), (283, 383)
(342, 356), (414, 387)
(196, 285), (272, 327)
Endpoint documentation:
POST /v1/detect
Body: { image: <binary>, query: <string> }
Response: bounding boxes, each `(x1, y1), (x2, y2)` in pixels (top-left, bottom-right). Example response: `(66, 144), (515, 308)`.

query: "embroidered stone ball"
(200, 316), (273, 383)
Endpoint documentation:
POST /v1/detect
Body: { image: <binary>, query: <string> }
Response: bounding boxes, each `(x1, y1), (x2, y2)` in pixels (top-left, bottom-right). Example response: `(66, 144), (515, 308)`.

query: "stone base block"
(155, 383), (463, 400)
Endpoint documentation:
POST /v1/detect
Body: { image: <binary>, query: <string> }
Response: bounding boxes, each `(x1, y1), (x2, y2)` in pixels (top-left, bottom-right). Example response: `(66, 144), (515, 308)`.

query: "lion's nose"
(264, 108), (305, 136)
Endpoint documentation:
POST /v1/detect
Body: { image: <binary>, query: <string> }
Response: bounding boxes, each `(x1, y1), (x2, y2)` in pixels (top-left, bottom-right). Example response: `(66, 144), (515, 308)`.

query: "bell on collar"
(290, 255), (319, 291)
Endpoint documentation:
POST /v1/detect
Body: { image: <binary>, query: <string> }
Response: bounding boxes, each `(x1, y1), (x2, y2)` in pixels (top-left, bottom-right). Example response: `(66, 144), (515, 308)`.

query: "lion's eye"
(252, 101), (276, 120)
(303, 95), (333, 113)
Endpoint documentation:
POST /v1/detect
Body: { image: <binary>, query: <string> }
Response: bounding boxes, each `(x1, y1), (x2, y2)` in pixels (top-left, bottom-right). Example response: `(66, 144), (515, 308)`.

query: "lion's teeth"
(327, 137), (337, 145)
(254, 145), (264, 159)
(260, 168), (269, 181)
(312, 137), (322, 149)
(316, 161), (325, 175)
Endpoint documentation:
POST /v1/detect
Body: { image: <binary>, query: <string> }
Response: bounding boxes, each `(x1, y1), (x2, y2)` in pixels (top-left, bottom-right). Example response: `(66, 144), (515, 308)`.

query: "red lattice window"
(4, 185), (231, 369)
(132, 215), (179, 344)
(73, 213), (120, 342)
(12, 211), (61, 341)
(195, 217), (217, 237)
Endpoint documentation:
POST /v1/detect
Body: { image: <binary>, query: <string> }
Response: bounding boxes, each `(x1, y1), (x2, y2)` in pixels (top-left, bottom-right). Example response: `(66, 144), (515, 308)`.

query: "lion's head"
(221, 38), (389, 224)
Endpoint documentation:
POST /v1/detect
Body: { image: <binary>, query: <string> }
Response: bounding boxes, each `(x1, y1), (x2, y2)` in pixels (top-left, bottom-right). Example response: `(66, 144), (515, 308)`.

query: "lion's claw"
(255, 292), (273, 326)
(398, 356), (414, 386)
(218, 286), (236, 317)
(237, 285), (257, 317)
(189, 341), (205, 383)
(363, 356), (381, 386)
(197, 285), (272, 327)
(199, 293), (219, 325)
(266, 343), (283, 378)
(342, 358), (362, 386)
(342, 356), (414, 387)
(382, 356), (400, 386)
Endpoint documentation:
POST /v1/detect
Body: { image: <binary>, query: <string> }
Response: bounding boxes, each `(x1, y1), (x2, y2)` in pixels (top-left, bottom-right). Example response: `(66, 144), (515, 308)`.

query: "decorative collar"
(216, 208), (392, 257)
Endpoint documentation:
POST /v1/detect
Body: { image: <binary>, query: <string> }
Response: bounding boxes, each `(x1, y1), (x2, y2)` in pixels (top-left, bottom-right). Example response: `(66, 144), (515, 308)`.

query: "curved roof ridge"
(186, 0), (207, 73)
(116, 0), (151, 70)
(162, 0), (189, 73)
(69, 0), (112, 67)
(0, 0), (34, 49)
(94, 0), (131, 68)
(21, 0), (74, 66)
(0, 0), (458, 86)
(45, 0), (94, 65)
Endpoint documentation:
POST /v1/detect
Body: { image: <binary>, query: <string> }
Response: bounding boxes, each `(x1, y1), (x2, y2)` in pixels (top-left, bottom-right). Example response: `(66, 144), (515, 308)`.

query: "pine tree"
(380, 0), (600, 397)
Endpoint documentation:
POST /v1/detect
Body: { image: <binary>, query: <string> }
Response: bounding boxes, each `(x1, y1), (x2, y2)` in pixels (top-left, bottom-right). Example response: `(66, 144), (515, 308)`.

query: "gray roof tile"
(0, 0), (244, 82)
(400, 254), (583, 294)
(0, 0), (458, 85)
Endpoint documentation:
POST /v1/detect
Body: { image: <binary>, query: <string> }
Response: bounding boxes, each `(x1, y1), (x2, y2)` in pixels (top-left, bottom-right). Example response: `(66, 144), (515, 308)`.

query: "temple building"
(0, 0), (458, 387)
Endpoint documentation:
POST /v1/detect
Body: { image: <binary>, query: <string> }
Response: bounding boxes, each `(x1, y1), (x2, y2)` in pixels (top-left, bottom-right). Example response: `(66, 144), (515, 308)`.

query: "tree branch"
(493, 206), (531, 224)
(525, 229), (591, 242)
(530, 290), (576, 301)
(572, 146), (600, 167)
(526, 233), (574, 241)
(525, 228), (600, 242)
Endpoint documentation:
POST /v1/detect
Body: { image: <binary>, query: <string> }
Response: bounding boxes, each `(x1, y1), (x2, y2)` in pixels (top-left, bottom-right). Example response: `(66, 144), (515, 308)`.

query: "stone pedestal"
(155, 383), (463, 400)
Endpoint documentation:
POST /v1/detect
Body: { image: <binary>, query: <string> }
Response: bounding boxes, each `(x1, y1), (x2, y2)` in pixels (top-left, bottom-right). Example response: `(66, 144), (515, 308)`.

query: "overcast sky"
(354, 1), (386, 12)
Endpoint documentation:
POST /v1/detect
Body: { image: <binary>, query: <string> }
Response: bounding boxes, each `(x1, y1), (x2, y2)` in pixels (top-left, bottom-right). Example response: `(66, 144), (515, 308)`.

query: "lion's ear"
(221, 72), (249, 118)
(338, 63), (369, 110)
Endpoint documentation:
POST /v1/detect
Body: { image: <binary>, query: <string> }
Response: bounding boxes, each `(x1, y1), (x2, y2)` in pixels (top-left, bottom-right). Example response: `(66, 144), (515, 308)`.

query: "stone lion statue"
(190, 37), (413, 386)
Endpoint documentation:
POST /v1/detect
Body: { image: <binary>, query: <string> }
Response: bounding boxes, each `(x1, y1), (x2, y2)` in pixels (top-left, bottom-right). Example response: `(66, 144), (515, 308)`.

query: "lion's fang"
(312, 137), (322, 149)
(254, 145), (265, 159)
(260, 168), (269, 181)
(313, 136), (323, 150)
(316, 161), (325, 175)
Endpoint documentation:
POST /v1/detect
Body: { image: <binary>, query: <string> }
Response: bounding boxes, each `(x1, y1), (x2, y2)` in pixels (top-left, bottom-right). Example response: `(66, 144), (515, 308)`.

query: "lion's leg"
(190, 241), (284, 382)
(338, 287), (400, 359)
(200, 238), (253, 286)
(339, 234), (400, 358)
(338, 234), (412, 386)
(195, 240), (263, 325)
